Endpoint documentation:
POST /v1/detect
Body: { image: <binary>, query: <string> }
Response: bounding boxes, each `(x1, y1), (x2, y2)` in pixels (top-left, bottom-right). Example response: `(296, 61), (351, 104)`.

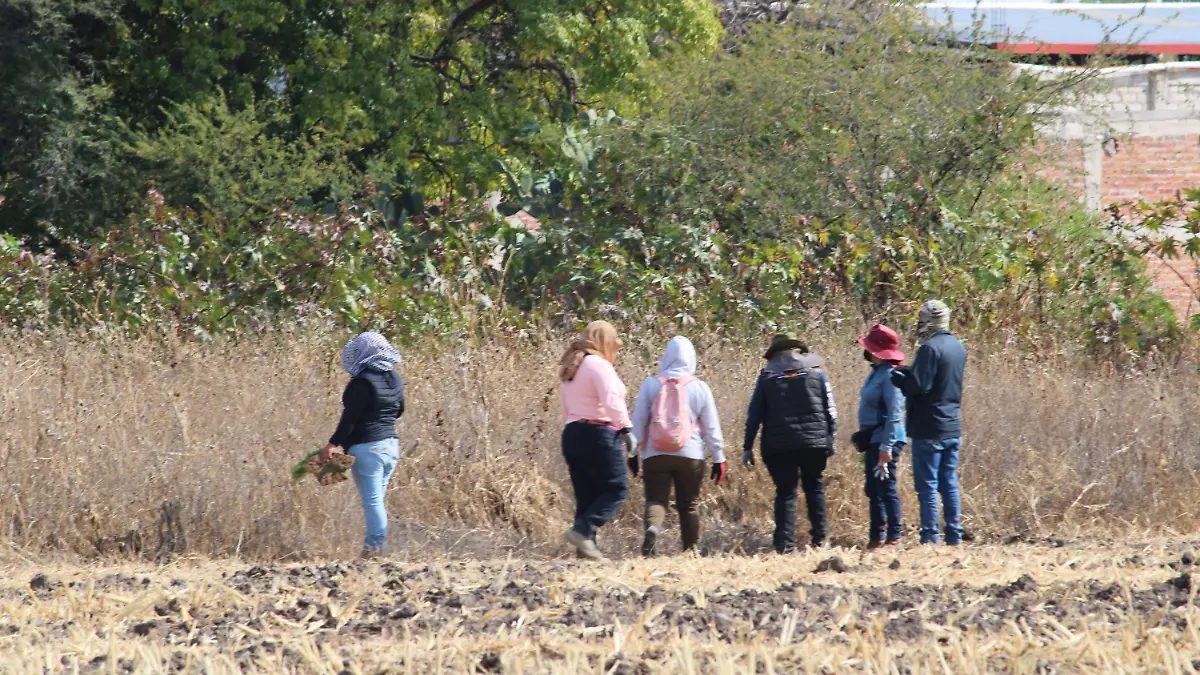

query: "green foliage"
(125, 94), (360, 220)
(0, 190), (431, 338)
(0, 0), (134, 238)
(0, 0), (722, 238)
(1123, 188), (1200, 335)
(0, 0), (1182, 356)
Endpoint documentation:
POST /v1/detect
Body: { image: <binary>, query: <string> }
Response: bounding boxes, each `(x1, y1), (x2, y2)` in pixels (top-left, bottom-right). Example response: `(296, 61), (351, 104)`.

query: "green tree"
(0, 0), (722, 236)
(0, 0), (133, 238)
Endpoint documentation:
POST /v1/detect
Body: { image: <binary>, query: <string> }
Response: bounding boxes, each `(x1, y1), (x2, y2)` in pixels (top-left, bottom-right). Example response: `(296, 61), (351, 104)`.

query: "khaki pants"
(642, 455), (706, 550)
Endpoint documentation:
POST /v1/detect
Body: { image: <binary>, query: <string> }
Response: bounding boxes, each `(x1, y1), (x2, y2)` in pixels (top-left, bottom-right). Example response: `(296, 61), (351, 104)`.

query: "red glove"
(710, 462), (727, 484)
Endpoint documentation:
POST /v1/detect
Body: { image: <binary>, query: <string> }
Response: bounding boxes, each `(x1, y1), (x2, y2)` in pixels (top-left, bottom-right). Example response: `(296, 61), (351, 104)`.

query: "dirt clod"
(814, 557), (848, 573)
(889, 558), (902, 570)
(477, 651), (502, 672)
(391, 603), (418, 620)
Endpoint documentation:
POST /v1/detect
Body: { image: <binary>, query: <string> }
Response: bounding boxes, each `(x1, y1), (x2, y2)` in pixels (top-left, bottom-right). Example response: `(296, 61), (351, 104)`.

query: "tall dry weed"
(2, 327), (1198, 561)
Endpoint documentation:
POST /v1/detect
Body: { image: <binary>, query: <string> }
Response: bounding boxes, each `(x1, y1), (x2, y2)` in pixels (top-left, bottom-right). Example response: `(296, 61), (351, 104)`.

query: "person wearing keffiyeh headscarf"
(891, 300), (966, 546)
(320, 331), (406, 558)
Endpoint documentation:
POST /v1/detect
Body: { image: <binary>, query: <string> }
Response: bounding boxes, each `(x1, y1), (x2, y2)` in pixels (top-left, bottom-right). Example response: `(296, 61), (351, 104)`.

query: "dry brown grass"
(0, 539), (1197, 673)
(2, 327), (1199, 562)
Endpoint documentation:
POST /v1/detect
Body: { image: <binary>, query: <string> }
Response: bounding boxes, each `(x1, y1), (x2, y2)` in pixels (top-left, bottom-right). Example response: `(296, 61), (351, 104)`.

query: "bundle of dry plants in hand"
(292, 450), (355, 486)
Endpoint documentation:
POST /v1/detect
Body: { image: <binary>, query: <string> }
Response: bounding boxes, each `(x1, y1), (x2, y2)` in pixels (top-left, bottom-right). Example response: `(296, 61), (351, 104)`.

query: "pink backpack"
(648, 376), (696, 451)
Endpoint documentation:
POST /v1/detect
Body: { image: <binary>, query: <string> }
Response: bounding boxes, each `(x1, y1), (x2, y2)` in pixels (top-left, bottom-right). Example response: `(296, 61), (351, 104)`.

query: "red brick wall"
(1101, 135), (1200, 205)
(1035, 134), (1200, 322)
(1145, 255), (1199, 323)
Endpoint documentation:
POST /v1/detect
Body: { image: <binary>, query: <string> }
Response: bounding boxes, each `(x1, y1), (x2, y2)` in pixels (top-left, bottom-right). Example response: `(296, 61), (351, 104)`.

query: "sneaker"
(867, 540), (883, 551)
(884, 538), (902, 547)
(565, 529), (606, 561)
(642, 525), (661, 557)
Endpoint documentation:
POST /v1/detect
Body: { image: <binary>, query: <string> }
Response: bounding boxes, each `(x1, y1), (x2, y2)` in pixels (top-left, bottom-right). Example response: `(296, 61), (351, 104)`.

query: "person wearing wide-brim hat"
(854, 325), (907, 549)
(743, 334), (838, 552)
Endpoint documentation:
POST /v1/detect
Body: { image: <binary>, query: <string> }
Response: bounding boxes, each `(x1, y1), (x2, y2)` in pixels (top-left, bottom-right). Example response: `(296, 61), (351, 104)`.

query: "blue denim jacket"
(858, 364), (906, 451)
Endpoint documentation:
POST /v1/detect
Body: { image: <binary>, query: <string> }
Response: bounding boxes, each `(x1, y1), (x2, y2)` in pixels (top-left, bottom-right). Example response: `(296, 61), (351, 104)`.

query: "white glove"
(873, 463), (890, 481)
(741, 449), (756, 467)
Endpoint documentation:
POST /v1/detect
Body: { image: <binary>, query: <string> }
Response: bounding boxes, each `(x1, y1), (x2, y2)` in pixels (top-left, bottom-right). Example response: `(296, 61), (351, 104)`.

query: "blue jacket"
(857, 363), (905, 452)
(892, 331), (965, 441)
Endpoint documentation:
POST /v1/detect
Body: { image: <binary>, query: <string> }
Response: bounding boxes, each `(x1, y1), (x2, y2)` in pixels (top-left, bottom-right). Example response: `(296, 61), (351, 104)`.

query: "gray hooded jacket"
(631, 336), (727, 463)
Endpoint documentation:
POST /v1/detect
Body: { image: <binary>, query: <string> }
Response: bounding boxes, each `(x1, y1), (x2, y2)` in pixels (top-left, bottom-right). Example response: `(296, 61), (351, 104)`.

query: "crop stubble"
(1, 539), (1198, 673)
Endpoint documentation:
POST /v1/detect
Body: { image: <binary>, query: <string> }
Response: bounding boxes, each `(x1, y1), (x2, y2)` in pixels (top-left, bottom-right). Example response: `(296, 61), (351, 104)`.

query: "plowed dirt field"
(2, 538), (1197, 673)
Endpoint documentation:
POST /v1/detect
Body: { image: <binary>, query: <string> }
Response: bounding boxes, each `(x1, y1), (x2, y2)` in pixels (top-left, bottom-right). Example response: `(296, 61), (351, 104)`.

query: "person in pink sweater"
(558, 320), (635, 561)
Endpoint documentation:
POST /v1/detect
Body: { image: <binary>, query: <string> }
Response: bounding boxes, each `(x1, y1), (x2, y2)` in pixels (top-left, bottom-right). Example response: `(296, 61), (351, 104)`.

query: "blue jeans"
(561, 422), (629, 540)
(911, 438), (962, 545)
(864, 445), (902, 542)
(348, 438), (400, 552)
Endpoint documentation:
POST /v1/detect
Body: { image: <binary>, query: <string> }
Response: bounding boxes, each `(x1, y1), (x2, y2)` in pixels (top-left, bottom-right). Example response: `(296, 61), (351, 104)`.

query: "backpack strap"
(656, 375), (696, 386)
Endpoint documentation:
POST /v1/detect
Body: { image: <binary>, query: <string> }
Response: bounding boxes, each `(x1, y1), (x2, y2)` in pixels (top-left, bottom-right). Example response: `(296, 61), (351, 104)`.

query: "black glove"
(710, 462), (727, 484)
(618, 428), (637, 476)
(890, 366), (912, 390)
(618, 427), (635, 454)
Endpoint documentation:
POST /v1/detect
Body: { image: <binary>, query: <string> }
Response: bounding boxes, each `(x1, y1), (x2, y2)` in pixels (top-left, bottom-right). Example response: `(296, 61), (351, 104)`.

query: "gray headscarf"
(341, 331), (402, 377)
(917, 299), (951, 340)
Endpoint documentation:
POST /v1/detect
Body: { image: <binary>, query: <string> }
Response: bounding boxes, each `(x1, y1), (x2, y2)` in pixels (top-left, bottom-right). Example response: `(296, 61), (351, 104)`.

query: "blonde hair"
(559, 320), (623, 381)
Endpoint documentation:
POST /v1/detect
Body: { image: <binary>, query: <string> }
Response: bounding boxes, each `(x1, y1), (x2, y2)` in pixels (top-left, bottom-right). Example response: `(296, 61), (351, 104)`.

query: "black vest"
(349, 370), (404, 446)
(760, 369), (830, 455)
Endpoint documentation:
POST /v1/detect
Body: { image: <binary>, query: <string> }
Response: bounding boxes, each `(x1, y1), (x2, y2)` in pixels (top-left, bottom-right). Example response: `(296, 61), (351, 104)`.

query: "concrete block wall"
(1029, 63), (1200, 322)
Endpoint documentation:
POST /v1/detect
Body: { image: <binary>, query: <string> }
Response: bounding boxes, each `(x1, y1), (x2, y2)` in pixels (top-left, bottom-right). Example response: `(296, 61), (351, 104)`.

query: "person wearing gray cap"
(891, 300), (966, 546)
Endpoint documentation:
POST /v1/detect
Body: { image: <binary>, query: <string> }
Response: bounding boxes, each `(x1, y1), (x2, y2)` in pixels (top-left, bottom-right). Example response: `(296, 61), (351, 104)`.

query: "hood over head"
(658, 336), (697, 378)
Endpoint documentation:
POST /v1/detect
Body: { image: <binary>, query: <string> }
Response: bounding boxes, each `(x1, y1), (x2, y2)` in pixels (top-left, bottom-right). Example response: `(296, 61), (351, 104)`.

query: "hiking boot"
(867, 540), (883, 551)
(642, 525), (661, 557)
(359, 548), (381, 561)
(884, 538), (902, 547)
(565, 529), (606, 561)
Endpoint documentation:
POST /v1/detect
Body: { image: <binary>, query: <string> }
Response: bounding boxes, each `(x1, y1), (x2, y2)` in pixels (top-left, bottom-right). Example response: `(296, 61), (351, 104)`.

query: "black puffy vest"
(760, 369), (830, 455)
(349, 370), (404, 446)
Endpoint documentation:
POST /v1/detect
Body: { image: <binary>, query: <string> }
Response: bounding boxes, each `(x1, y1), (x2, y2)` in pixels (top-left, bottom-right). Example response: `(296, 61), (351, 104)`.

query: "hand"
(872, 463), (890, 481)
(618, 428), (635, 457)
(878, 449), (892, 466)
(626, 454), (640, 477)
(741, 449), (755, 467)
(710, 462), (727, 485)
(319, 442), (336, 463)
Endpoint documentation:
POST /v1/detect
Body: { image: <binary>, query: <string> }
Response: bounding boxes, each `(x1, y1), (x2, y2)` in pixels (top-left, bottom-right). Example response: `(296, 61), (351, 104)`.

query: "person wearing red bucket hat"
(855, 325), (907, 549)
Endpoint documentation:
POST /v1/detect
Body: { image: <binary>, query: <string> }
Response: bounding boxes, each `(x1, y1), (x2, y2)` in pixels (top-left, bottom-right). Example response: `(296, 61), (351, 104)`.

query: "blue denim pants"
(348, 438), (400, 552)
(561, 422), (629, 541)
(864, 444), (902, 542)
(911, 437), (963, 545)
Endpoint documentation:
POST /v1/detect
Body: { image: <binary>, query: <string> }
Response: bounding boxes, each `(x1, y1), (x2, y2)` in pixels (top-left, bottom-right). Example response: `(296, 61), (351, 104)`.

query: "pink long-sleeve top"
(559, 354), (633, 430)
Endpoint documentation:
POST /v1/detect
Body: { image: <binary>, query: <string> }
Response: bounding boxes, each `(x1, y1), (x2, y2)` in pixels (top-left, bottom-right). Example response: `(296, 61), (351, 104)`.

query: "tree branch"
(413, 0), (504, 64)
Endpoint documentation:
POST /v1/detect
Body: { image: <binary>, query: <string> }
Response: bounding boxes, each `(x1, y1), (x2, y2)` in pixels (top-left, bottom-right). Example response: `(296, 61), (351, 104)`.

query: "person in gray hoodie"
(630, 336), (727, 556)
(743, 334), (837, 552)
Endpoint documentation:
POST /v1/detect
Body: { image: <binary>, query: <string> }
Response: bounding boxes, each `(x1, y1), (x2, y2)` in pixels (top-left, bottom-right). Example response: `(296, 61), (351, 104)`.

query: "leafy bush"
(125, 94), (362, 221)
